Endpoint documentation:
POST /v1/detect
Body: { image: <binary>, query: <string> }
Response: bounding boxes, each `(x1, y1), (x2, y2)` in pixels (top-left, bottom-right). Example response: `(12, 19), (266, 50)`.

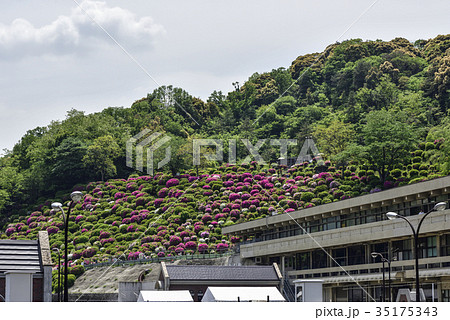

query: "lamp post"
(52, 248), (61, 302)
(371, 252), (392, 302)
(386, 201), (447, 302)
(51, 191), (83, 302)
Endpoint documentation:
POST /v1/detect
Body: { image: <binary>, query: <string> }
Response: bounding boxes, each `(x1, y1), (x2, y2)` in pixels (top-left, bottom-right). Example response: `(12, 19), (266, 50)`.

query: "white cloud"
(0, 0), (165, 58)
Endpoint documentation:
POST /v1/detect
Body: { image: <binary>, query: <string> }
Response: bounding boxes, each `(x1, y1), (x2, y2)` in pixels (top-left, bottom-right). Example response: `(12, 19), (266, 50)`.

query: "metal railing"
(283, 278), (296, 302)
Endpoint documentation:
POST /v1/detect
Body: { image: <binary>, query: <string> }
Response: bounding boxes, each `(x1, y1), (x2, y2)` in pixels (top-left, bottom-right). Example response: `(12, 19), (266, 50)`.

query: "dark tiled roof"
(165, 265), (280, 281)
(0, 239), (42, 273)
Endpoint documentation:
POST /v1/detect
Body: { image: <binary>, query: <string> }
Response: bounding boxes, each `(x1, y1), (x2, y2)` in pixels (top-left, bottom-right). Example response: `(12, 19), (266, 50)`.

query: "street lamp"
(386, 201), (447, 302)
(52, 248), (61, 302)
(51, 191), (83, 302)
(371, 252), (392, 302)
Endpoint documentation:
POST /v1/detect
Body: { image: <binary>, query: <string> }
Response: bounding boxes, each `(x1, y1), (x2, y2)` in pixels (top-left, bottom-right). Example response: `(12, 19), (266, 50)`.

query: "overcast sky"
(0, 0), (449, 152)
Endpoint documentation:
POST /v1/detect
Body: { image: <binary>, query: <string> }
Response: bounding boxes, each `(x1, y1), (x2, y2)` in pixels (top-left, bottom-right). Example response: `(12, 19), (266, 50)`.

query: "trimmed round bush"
(198, 243), (209, 253)
(166, 178), (180, 188)
(73, 235), (89, 245)
(216, 243), (229, 252)
(412, 156), (422, 163)
(300, 192), (315, 202)
(424, 142), (435, 150)
(409, 169), (419, 178)
(390, 168), (402, 178)
(70, 265), (85, 277)
(169, 235), (182, 246)
(82, 247), (97, 258)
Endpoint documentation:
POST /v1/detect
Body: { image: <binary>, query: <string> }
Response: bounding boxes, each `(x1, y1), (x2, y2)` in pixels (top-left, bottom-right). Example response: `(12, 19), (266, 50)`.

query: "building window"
(409, 205), (423, 216)
(299, 222), (308, 234)
(289, 225), (300, 237)
(441, 234), (450, 257)
(366, 208), (383, 223)
(197, 290), (204, 301)
(332, 248), (347, 266)
(443, 289), (450, 302)
(323, 216), (341, 231)
(392, 239), (412, 261)
(279, 226), (288, 238)
(436, 194), (450, 202)
(269, 229), (279, 240)
(348, 287), (366, 302)
(365, 211), (376, 223)
(286, 255), (295, 269)
(309, 220), (322, 233)
(348, 245), (365, 265)
(296, 252), (311, 270)
(341, 213), (356, 227)
(370, 242), (388, 262)
(269, 256), (280, 265)
(419, 236), (437, 258)
(312, 250), (328, 269)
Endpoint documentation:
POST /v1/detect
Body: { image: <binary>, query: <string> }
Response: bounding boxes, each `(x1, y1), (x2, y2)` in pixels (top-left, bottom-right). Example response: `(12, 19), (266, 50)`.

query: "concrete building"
(222, 176), (450, 302)
(0, 231), (52, 302)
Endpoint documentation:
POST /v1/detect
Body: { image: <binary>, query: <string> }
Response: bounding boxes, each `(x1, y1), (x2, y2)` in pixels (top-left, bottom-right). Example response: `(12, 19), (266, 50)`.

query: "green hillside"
(1, 35), (450, 290)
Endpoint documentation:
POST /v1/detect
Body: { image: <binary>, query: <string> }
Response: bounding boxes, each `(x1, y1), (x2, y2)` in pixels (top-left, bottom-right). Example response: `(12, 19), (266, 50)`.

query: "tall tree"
(82, 135), (120, 181)
(361, 110), (417, 183)
(0, 165), (24, 211)
(51, 137), (89, 189)
(313, 120), (355, 159)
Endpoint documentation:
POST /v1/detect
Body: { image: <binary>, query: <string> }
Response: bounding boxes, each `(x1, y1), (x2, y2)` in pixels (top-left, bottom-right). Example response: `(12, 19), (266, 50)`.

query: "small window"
(296, 252), (311, 270)
(419, 236), (437, 258)
(312, 250), (327, 269)
(440, 234), (450, 256)
(332, 248), (346, 266)
(348, 245), (365, 265)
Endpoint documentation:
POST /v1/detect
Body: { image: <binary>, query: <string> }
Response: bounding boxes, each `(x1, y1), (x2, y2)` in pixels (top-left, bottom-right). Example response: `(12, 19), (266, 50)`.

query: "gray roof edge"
(165, 264), (279, 281)
(166, 264), (274, 269)
(0, 239), (38, 245)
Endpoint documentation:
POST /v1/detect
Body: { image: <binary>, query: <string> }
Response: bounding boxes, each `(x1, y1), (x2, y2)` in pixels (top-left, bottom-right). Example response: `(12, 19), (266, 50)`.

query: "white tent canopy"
(137, 290), (194, 302)
(202, 287), (286, 302)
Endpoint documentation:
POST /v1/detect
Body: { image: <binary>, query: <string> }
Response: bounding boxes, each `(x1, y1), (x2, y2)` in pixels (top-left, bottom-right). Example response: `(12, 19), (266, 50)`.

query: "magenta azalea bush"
(198, 243), (209, 253)
(166, 178), (180, 188)
(216, 243), (229, 252)
(185, 241), (197, 250)
(128, 251), (142, 260)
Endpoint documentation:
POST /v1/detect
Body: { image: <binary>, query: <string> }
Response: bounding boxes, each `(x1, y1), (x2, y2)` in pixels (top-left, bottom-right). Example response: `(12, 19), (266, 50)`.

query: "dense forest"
(1, 34), (450, 230)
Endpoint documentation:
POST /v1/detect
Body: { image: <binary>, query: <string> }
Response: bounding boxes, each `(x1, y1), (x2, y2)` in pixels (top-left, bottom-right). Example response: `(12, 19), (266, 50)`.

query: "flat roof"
(165, 264), (280, 282)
